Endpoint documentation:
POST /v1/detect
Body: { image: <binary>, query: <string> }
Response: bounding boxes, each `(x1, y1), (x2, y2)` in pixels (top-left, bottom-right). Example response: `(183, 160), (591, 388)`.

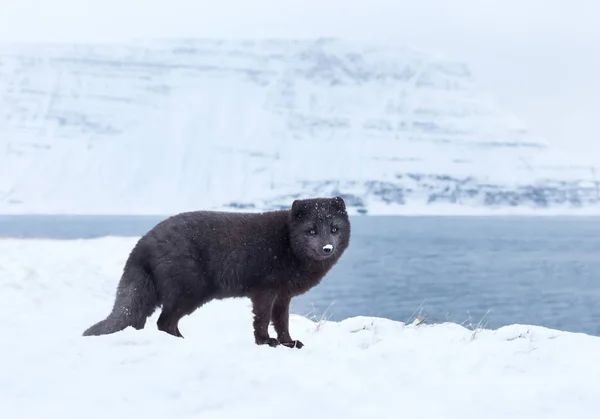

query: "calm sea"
(1, 214), (599, 336)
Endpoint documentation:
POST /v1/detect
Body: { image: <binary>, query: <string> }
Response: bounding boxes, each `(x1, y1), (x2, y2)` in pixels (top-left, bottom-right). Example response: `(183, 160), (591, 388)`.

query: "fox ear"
(332, 196), (346, 212)
(291, 199), (307, 221)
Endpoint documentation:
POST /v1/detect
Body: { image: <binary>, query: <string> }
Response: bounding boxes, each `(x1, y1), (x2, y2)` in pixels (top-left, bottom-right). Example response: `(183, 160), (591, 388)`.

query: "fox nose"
(322, 244), (334, 254)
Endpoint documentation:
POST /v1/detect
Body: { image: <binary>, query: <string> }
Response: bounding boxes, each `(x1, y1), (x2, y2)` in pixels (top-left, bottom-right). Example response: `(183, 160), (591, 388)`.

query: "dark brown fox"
(82, 196), (351, 349)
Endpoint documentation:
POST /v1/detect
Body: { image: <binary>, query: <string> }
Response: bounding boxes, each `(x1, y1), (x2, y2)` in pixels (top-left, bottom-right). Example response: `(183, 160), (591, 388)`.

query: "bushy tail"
(83, 263), (158, 336)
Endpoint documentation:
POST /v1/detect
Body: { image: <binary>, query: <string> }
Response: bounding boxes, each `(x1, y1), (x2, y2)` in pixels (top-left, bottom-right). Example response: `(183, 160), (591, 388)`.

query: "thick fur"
(82, 196), (351, 348)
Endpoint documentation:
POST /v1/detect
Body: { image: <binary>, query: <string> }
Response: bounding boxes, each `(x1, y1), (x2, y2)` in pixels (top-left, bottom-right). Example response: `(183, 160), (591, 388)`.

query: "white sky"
(1, 0), (599, 155)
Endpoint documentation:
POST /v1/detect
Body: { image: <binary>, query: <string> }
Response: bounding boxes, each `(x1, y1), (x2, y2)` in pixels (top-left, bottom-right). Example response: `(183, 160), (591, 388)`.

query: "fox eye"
(308, 229), (317, 235)
(331, 226), (338, 233)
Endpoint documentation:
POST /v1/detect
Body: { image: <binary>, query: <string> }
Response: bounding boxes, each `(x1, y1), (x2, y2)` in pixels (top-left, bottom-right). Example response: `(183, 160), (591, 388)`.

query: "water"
(1, 214), (599, 336)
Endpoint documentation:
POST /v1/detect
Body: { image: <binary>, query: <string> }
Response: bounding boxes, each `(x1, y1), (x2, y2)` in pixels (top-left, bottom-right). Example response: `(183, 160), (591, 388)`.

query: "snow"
(1, 236), (600, 418)
(1, 37), (600, 215)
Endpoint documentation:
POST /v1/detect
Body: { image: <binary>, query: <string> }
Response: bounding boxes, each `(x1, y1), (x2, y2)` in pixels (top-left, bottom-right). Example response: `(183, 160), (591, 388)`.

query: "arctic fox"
(82, 196), (351, 349)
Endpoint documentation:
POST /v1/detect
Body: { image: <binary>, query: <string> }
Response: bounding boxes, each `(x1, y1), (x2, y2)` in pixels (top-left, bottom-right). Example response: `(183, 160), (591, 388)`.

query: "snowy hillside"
(1, 237), (600, 419)
(0, 38), (599, 215)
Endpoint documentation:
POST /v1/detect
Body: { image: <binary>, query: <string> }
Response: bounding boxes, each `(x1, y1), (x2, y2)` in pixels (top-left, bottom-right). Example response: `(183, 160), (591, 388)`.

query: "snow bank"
(1, 237), (599, 418)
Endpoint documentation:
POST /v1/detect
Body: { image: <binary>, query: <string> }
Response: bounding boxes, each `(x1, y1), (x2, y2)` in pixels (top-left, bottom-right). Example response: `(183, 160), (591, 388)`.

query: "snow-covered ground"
(1, 236), (599, 418)
(1, 38), (599, 215)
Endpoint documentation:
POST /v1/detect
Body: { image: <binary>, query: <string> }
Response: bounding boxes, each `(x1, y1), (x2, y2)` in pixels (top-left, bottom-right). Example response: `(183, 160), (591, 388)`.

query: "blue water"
(1, 214), (599, 336)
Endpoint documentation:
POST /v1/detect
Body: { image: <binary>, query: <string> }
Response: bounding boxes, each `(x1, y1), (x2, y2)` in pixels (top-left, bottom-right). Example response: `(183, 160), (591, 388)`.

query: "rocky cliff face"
(0, 38), (597, 214)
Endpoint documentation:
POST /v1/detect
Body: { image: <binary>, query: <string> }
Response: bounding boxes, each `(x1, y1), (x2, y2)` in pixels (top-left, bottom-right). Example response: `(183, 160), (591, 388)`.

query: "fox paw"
(255, 337), (280, 347)
(280, 340), (304, 349)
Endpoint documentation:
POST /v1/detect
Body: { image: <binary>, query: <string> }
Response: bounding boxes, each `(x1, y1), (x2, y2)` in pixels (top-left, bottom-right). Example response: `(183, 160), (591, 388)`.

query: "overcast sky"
(1, 0), (598, 156)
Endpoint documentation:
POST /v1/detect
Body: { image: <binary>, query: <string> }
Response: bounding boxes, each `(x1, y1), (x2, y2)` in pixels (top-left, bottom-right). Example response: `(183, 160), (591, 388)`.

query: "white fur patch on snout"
(323, 244), (333, 251)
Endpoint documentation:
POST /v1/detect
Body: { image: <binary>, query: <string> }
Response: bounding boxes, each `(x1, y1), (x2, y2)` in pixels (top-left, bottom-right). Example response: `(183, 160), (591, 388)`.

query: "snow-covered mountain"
(1, 38), (598, 215)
